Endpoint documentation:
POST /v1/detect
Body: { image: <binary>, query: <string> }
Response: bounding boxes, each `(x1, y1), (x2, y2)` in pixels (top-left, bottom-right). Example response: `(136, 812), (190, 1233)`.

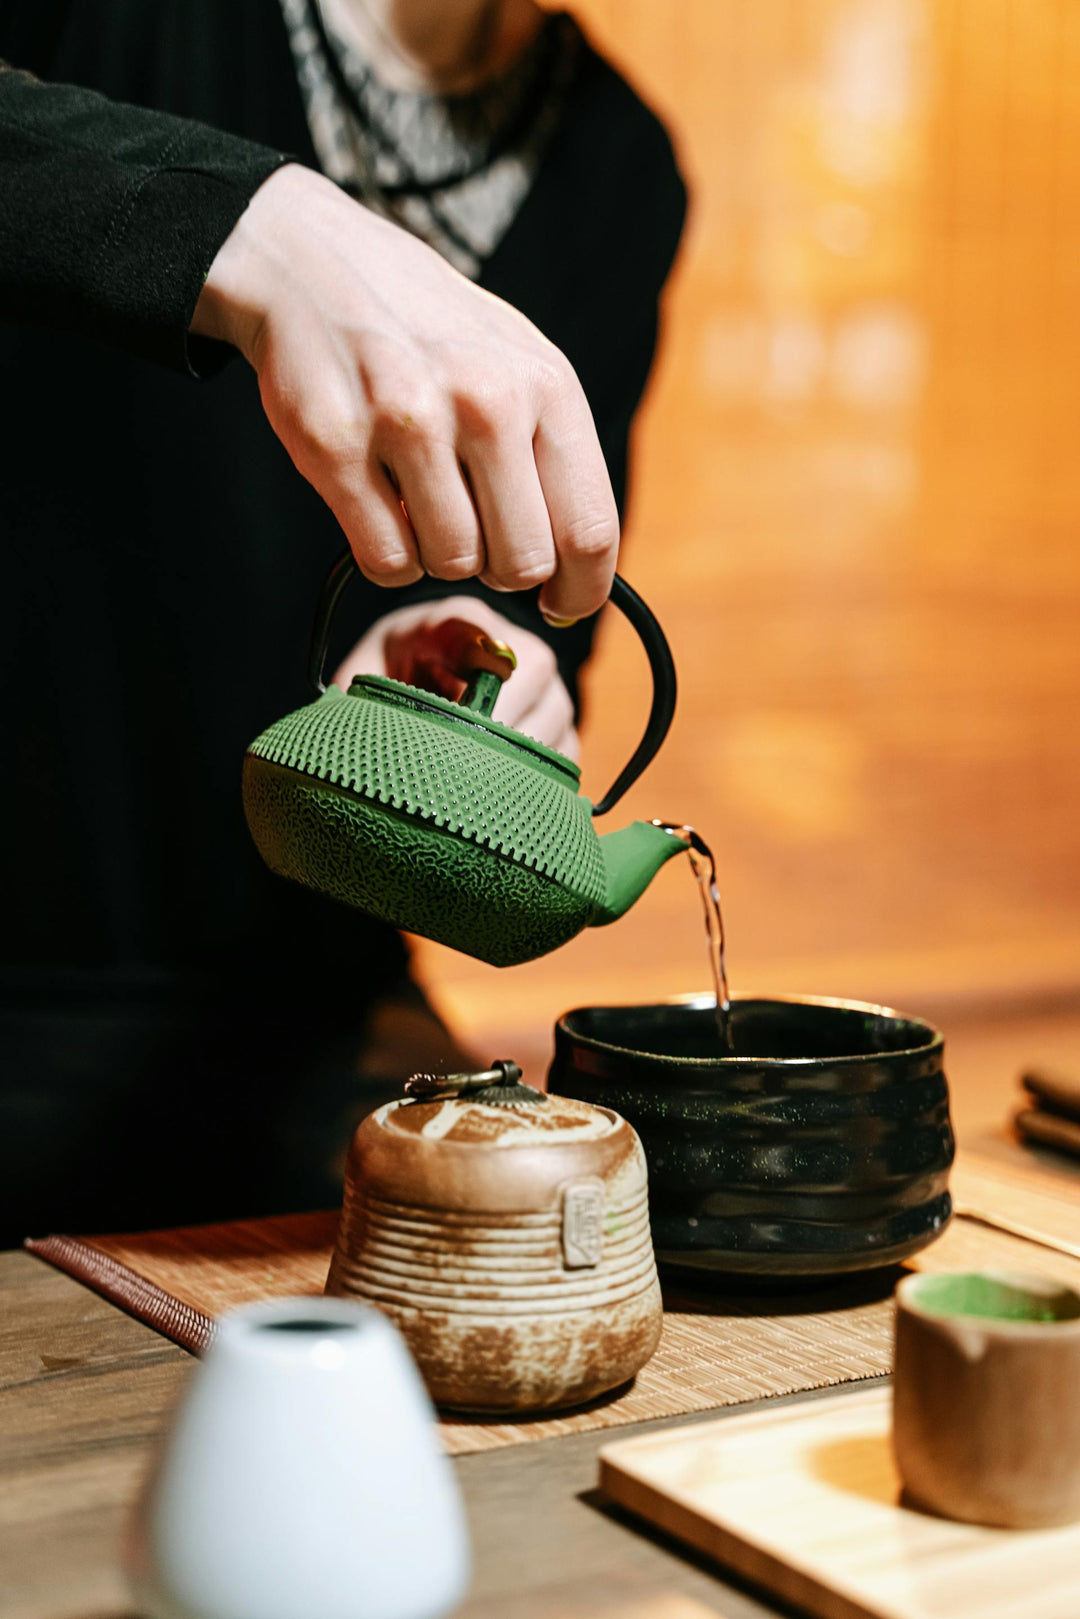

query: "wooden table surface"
(0, 1241), (813, 1619)
(4, 1130), (1078, 1619)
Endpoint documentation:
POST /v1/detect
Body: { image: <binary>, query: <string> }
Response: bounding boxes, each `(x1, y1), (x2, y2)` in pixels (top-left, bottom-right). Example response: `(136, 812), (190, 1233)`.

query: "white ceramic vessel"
(128, 1296), (469, 1619)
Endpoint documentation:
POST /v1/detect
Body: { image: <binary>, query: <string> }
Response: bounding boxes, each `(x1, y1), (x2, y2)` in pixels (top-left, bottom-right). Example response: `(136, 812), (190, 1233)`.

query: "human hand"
(191, 164), (619, 623)
(332, 597), (578, 757)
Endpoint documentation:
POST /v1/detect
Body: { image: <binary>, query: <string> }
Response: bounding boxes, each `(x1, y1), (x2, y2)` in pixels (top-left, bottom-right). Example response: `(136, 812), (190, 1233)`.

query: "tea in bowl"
(547, 994), (954, 1281)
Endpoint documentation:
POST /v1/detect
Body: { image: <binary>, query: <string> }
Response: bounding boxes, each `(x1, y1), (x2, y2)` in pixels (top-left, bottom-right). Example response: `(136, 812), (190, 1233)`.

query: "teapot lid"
(348, 672), (581, 791)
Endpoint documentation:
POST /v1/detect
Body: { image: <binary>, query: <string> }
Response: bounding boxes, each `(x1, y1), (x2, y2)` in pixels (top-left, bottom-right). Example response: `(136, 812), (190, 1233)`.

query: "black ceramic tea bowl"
(548, 995), (954, 1280)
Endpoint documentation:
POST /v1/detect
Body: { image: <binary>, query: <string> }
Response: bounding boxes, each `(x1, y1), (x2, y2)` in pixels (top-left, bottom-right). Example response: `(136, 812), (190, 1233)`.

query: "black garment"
(0, 62), (289, 372)
(0, 0), (686, 1239)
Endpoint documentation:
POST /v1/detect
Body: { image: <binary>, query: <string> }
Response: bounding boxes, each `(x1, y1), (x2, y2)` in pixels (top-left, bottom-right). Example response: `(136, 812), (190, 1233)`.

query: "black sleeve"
(0, 61), (293, 374)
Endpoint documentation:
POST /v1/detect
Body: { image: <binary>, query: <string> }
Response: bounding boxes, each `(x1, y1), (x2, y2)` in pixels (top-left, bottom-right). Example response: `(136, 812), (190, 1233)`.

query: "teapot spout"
(590, 822), (690, 927)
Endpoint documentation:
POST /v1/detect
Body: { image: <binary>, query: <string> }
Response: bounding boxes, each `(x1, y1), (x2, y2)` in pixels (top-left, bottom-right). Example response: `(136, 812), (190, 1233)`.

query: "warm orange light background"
(416, 0), (1080, 1087)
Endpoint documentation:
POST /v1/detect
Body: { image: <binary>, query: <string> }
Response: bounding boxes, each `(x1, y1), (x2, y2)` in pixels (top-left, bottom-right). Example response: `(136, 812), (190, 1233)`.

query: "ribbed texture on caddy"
(328, 1186), (656, 1316)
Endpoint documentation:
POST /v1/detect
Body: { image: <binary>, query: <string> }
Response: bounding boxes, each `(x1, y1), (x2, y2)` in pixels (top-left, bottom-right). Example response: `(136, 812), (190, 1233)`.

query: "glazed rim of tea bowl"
(548, 994), (955, 1281)
(555, 992), (943, 1066)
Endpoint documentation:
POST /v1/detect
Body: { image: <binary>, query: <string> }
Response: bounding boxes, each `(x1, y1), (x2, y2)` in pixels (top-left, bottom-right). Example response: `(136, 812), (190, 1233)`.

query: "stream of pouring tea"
(655, 823), (734, 1053)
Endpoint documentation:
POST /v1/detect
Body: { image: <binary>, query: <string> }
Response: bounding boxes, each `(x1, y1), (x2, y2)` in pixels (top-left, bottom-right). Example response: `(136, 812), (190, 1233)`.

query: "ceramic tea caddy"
(243, 551), (689, 966)
(325, 1062), (662, 1413)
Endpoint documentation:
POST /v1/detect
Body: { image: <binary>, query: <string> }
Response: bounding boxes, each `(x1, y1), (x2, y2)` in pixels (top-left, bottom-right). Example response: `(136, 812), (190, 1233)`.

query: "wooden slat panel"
(421, 0), (1080, 1047)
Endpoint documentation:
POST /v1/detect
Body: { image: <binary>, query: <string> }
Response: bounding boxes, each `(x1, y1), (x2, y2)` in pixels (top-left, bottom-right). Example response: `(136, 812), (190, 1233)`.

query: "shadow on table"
(661, 1263), (904, 1318)
(440, 1376), (635, 1430)
(578, 1486), (808, 1618)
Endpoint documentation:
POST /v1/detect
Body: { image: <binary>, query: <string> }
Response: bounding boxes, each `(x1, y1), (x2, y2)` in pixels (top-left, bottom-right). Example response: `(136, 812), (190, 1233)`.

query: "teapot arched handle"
(308, 549), (363, 697)
(592, 575), (677, 817)
(307, 553), (677, 817)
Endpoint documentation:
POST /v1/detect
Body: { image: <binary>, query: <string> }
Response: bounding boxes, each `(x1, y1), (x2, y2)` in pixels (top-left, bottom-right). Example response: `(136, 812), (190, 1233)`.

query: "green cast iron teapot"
(243, 552), (689, 966)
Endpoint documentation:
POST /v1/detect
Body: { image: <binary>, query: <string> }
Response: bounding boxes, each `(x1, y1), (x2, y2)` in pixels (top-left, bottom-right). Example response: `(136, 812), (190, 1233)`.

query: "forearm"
(0, 62), (291, 373)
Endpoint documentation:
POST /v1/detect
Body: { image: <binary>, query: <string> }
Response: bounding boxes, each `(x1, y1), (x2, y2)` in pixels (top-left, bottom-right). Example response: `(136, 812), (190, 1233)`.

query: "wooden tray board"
(599, 1386), (1080, 1619)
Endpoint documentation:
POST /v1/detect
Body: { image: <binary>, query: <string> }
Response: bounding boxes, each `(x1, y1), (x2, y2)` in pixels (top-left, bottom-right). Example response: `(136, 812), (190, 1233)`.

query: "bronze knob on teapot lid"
(325, 1059), (662, 1414)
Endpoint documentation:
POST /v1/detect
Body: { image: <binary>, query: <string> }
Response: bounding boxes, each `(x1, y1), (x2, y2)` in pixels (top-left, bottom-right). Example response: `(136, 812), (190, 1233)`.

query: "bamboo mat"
(950, 1150), (1080, 1258)
(26, 1152), (1080, 1457)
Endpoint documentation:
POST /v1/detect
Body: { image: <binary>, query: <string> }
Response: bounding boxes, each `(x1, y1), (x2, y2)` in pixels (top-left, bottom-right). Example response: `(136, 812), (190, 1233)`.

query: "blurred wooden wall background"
(416, 0), (1080, 1061)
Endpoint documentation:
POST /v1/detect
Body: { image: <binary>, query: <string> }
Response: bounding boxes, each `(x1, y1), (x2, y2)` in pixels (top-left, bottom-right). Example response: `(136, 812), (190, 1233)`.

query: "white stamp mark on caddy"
(561, 1177), (605, 1268)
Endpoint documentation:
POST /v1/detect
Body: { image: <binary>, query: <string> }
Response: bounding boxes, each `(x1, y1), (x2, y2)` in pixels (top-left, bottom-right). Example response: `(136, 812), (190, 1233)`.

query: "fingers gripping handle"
(307, 552), (517, 697)
(307, 553), (677, 814)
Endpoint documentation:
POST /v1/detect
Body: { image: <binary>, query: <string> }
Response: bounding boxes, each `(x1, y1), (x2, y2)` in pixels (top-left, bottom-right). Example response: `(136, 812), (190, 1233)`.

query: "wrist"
(189, 163), (314, 360)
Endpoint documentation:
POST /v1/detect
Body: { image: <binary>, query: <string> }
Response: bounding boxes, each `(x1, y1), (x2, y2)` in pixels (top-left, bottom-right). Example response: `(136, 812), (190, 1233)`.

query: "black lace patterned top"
(279, 0), (584, 277)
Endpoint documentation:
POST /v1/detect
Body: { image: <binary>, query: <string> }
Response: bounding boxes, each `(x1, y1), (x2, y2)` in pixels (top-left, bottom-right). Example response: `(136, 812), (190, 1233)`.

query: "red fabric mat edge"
(25, 1233), (214, 1354)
